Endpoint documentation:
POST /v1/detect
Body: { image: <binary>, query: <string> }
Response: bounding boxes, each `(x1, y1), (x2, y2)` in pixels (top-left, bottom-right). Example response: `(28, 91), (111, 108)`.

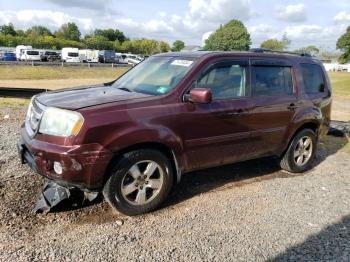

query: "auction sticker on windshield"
(171, 60), (193, 67)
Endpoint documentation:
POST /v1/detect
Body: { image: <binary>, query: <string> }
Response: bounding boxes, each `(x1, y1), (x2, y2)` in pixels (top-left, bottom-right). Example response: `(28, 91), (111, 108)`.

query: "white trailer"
(16, 45), (32, 61)
(61, 47), (80, 63)
(79, 49), (99, 63)
(21, 50), (41, 61)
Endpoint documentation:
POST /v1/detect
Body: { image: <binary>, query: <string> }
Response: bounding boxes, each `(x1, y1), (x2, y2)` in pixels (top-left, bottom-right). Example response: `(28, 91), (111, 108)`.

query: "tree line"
(1, 21), (350, 62)
(202, 20), (346, 62)
(0, 23), (185, 55)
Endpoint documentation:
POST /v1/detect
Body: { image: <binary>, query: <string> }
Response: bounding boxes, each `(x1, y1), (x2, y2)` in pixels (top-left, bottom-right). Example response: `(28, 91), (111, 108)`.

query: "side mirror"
(185, 88), (212, 104)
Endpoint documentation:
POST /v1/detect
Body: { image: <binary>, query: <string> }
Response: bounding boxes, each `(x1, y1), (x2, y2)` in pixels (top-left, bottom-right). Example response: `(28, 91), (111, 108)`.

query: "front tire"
(103, 149), (174, 216)
(280, 128), (317, 173)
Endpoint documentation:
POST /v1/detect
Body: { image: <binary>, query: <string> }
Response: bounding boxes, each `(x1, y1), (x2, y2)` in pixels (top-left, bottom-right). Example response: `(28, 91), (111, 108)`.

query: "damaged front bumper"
(33, 179), (98, 213)
(18, 126), (113, 212)
(18, 126), (113, 191)
(33, 179), (71, 213)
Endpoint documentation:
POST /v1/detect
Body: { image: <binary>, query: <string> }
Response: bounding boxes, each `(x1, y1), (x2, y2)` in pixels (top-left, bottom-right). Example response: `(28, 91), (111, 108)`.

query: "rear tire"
(103, 149), (174, 216)
(280, 128), (317, 173)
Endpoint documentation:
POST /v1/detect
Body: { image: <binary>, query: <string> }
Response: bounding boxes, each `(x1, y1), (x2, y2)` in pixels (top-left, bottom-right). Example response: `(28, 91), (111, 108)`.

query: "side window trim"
(182, 59), (250, 102)
(251, 59), (293, 67)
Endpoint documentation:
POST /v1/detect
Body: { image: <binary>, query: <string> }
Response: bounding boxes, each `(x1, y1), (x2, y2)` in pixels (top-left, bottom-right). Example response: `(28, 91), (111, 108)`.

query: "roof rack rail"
(249, 48), (312, 58)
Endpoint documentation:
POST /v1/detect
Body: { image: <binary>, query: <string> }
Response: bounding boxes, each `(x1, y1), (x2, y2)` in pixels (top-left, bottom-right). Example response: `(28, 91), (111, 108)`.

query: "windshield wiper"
(118, 87), (132, 92)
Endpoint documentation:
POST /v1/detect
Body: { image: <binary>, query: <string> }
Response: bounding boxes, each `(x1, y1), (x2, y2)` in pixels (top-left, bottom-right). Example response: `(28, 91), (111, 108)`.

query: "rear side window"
(300, 64), (325, 94)
(251, 66), (293, 96)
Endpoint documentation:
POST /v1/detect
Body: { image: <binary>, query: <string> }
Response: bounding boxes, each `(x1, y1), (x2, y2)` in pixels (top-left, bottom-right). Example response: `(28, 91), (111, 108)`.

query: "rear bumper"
(319, 118), (331, 138)
(18, 126), (113, 191)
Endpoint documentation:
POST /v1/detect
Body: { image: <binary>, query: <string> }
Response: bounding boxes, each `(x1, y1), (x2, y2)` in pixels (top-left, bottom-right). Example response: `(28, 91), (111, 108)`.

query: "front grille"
(25, 98), (46, 137)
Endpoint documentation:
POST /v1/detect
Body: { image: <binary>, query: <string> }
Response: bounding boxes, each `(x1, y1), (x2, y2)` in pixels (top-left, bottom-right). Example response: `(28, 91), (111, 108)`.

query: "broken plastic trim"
(33, 179), (99, 213)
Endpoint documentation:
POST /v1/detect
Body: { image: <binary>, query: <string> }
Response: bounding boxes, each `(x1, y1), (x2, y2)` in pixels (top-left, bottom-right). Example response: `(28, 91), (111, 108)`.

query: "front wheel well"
(104, 142), (179, 186)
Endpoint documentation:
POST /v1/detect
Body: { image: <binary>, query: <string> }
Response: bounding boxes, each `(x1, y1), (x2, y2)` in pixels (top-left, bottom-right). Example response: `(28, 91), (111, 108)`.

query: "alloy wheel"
(120, 160), (164, 205)
(293, 136), (313, 166)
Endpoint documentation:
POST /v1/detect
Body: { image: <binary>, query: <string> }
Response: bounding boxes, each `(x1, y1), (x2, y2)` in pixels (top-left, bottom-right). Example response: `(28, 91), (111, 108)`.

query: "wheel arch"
(103, 141), (182, 186)
(280, 120), (319, 157)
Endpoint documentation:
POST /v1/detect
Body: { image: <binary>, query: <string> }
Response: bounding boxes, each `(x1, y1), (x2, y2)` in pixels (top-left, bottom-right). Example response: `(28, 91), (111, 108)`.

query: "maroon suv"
(18, 50), (332, 215)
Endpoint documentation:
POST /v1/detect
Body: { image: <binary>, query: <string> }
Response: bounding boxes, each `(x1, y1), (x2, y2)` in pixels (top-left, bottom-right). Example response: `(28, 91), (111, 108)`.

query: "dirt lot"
(0, 105), (349, 261)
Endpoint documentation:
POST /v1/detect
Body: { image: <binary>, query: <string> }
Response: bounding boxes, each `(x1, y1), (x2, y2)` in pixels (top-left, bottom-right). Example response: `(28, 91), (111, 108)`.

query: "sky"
(0, 0), (350, 50)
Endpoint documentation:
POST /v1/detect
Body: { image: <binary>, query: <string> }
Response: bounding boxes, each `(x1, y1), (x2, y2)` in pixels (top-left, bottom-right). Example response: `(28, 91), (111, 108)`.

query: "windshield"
(112, 56), (196, 95)
(27, 51), (39, 55)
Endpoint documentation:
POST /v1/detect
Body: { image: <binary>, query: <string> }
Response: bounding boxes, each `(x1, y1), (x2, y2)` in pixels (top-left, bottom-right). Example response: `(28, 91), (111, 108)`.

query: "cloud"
(283, 24), (347, 49)
(334, 11), (350, 24)
(188, 0), (254, 24)
(202, 31), (213, 46)
(284, 24), (321, 38)
(43, 0), (111, 12)
(248, 23), (347, 49)
(0, 10), (93, 31)
(0, 0), (255, 44)
(137, 0), (255, 41)
(248, 24), (280, 46)
(275, 4), (307, 22)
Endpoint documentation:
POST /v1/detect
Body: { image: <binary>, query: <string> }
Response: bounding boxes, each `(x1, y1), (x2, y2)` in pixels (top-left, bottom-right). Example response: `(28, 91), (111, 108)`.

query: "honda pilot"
(18, 50), (332, 215)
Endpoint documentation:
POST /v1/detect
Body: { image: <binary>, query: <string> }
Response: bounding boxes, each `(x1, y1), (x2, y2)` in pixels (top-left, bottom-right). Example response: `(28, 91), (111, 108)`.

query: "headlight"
(39, 107), (84, 137)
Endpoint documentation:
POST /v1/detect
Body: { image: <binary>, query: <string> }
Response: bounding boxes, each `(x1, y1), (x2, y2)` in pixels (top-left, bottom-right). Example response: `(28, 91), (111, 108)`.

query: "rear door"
(249, 59), (298, 157)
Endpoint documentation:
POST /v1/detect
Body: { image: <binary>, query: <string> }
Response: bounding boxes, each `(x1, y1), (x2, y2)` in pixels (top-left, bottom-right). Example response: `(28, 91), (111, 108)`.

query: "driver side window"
(197, 63), (247, 100)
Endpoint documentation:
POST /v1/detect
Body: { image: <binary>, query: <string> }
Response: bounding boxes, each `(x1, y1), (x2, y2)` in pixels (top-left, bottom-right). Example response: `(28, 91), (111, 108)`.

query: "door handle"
(227, 109), (245, 116)
(287, 103), (298, 111)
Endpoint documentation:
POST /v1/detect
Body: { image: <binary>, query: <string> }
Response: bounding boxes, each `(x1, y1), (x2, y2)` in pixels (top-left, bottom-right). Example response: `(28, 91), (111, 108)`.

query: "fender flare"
(281, 107), (321, 154)
(104, 127), (186, 183)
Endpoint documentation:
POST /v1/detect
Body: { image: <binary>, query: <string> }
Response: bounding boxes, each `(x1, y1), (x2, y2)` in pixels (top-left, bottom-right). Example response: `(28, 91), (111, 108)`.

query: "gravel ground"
(0, 105), (349, 262)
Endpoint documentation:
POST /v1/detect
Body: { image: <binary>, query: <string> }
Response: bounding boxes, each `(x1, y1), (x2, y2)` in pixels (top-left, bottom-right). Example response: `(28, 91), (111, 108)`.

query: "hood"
(36, 84), (151, 110)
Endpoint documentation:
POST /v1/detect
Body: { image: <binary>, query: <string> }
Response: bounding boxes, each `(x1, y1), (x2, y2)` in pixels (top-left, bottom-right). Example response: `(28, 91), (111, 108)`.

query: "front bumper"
(18, 126), (113, 191)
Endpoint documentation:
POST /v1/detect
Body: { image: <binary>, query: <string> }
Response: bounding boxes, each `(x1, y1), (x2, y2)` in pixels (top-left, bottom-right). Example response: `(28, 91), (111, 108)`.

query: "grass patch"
(0, 97), (30, 106)
(0, 65), (129, 80)
(328, 72), (350, 97)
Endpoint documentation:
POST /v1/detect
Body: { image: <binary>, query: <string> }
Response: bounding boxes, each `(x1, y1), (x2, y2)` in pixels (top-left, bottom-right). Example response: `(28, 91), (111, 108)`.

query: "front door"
(180, 59), (253, 171)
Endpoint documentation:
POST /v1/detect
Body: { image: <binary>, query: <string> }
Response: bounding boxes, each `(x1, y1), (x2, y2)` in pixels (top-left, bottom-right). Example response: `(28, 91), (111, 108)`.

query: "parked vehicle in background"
(16, 45), (32, 61)
(18, 50), (332, 216)
(1, 52), (17, 61)
(41, 51), (60, 62)
(61, 47), (80, 63)
(125, 54), (143, 65)
(79, 49), (99, 63)
(98, 50), (116, 63)
(21, 50), (41, 61)
(115, 53), (122, 63)
(117, 53), (129, 64)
